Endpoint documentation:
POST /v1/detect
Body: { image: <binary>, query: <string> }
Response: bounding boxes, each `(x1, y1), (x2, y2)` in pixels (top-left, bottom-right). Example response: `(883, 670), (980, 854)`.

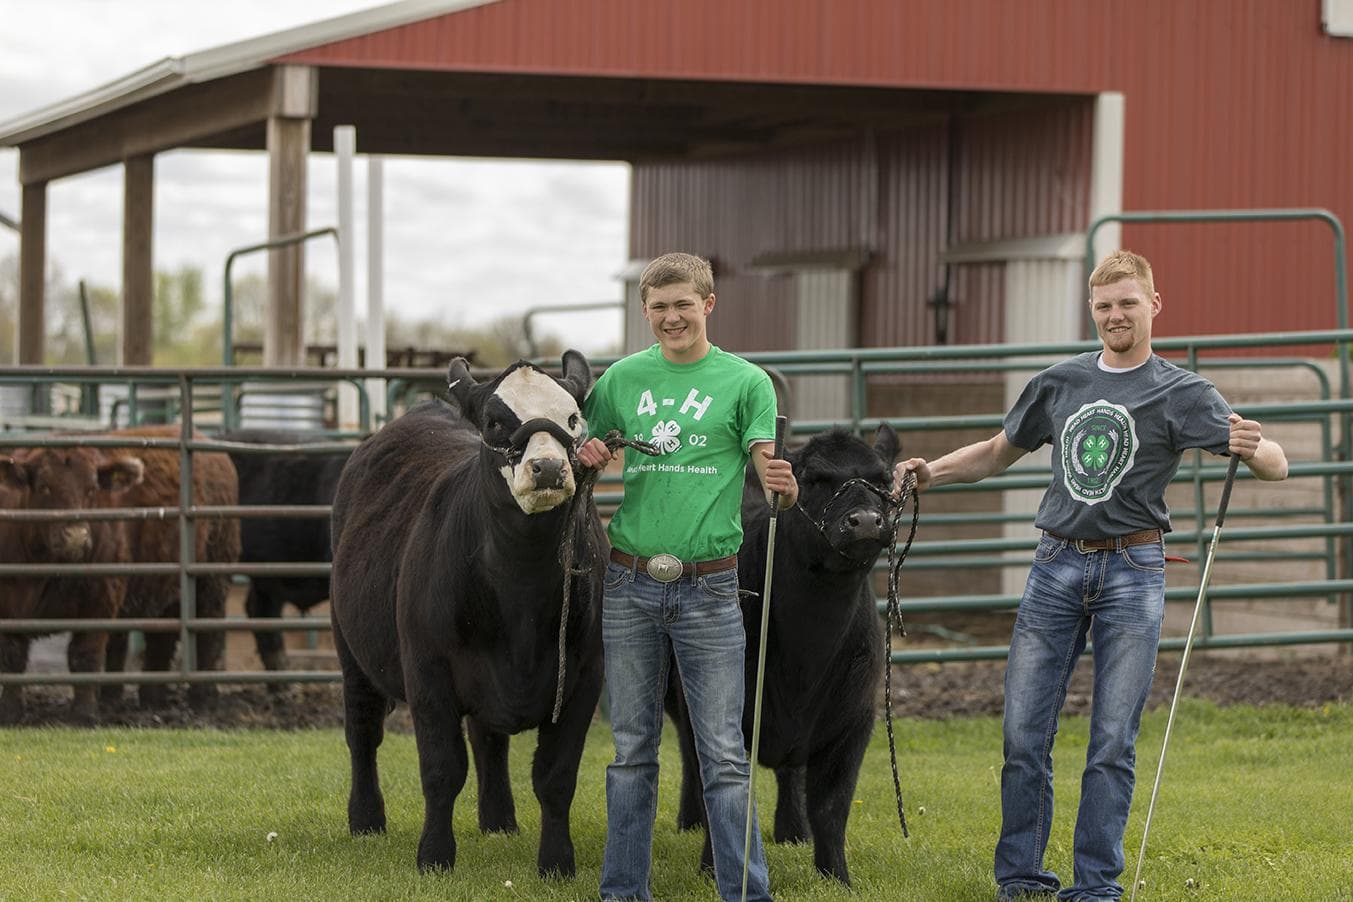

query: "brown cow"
(0, 446), (144, 723)
(98, 425), (241, 709)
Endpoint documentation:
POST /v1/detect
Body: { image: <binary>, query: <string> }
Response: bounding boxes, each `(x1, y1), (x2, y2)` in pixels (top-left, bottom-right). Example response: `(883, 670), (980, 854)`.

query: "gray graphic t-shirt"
(1004, 352), (1232, 538)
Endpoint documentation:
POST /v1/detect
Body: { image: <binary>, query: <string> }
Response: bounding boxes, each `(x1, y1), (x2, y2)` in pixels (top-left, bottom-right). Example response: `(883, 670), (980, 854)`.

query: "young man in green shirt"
(579, 252), (797, 901)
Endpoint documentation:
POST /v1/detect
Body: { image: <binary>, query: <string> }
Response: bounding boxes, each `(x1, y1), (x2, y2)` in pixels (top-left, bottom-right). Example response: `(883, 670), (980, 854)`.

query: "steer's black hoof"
(349, 819), (386, 836)
(416, 848), (455, 874)
(0, 701), (23, 726)
(537, 838), (576, 879)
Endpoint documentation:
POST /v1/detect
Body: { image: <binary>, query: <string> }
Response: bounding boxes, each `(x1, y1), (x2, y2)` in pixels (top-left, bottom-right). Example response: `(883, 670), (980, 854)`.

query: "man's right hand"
(577, 437), (613, 469)
(892, 457), (932, 496)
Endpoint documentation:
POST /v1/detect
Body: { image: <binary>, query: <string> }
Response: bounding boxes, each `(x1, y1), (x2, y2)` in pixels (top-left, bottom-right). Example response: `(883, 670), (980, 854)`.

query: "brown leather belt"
(1047, 528), (1162, 553)
(610, 548), (738, 581)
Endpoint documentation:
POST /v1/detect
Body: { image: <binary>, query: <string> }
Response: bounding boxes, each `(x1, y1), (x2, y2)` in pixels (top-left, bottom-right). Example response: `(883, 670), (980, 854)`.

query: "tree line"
(0, 254), (576, 369)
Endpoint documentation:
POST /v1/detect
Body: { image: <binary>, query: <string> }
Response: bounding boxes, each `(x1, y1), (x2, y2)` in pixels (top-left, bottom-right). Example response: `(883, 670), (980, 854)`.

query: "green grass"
(2, 702), (1352, 900)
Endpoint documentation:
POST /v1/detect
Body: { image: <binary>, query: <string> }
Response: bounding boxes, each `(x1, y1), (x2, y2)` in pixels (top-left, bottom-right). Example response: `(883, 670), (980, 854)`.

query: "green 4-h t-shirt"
(584, 344), (778, 561)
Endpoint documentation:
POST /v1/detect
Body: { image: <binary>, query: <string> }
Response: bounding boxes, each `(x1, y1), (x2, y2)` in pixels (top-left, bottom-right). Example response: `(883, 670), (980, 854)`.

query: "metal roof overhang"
(10, 61), (1078, 186)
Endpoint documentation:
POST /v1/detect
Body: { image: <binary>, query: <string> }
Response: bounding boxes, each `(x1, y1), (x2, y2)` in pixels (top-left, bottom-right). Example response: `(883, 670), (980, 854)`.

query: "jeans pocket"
(1033, 534), (1066, 563)
(1122, 541), (1165, 573)
(697, 569), (740, 603)
(603, 560), (632, 591)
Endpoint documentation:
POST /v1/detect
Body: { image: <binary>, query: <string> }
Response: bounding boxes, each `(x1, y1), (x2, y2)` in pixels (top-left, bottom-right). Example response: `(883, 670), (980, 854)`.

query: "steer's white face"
(489, 366), (588, 514)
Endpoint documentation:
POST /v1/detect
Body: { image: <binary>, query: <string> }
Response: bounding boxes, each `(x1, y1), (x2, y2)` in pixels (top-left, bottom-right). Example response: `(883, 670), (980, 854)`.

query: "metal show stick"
(741, 415), (788, 902)
(1130, 454), (1241, 902)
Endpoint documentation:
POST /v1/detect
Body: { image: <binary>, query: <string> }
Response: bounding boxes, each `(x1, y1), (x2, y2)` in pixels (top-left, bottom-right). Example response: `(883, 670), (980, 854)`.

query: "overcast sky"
(0, 0), (631, 357)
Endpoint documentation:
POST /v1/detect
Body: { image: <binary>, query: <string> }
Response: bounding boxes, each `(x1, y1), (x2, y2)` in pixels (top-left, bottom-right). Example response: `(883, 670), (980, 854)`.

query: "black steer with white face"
(670, 425), (900, 886)
(329, 351), (604, 878)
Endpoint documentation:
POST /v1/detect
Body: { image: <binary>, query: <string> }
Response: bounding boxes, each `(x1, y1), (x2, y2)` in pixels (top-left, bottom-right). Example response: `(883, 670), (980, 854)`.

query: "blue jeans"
(995, 533), (1166, 902)
(599, 559), (771, 902)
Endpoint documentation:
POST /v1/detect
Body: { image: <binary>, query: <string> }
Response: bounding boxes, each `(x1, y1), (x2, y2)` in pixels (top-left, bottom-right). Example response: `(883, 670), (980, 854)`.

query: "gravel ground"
(5, 653), (1353, 730)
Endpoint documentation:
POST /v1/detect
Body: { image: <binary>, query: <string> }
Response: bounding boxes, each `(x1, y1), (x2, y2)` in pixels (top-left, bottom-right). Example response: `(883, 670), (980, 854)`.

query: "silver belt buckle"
(645, 552), (684, 583)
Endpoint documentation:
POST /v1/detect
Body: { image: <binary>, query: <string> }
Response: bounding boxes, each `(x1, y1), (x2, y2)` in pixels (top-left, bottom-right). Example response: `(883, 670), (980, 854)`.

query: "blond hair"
(1089, 250), (1155, 297)
(639, 253), (713, 304)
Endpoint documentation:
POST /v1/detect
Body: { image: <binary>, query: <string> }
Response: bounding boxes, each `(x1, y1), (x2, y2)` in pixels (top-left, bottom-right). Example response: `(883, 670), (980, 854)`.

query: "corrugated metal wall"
(287, 0), (1353, 342)
(630, 100), (1094, 352)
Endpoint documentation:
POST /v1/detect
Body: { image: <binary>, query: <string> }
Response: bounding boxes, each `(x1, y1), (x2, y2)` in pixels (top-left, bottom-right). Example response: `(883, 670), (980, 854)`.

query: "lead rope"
(552, 430), (659, 723)
(883, 470), (920, 838)
(788, 473), (920, 839)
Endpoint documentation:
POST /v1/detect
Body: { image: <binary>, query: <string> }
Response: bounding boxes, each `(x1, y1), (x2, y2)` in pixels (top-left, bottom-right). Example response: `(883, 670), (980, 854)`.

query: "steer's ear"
(559, 349), (593, 405)
(873, 422), (900, 466)
(446, 358), (477, 413)
(98, 456), (144, 493)
(0, 455), (27, 492)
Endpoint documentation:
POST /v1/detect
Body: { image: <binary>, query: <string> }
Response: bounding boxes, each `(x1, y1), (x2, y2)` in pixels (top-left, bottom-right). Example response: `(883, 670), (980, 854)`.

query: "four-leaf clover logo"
(1080, 434), (1111, 469)
(651, 419), (682, 454)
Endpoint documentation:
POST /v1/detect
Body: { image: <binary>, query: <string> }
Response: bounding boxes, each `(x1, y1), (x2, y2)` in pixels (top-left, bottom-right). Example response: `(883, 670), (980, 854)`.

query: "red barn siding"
(282, 0), (1353, 340)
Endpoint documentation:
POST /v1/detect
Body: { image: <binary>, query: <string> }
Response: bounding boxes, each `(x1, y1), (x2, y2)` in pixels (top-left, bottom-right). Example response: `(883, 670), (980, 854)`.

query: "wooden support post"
(122, 154), (155, 366)
(263, 67), (316, 368)
(17, 182), (46, 366)
(265, 115), (310, 367)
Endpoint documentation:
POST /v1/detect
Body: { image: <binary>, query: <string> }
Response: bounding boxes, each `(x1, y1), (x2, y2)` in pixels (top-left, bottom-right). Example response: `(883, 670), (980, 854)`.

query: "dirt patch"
(6, 652), (1353, 730)
(888, 653), (1353, 720)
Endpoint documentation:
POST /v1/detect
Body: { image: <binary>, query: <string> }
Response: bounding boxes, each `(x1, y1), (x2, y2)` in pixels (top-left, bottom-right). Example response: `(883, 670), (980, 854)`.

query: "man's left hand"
(1228, 412), (1264, 460)
(758, 449), (798, 509)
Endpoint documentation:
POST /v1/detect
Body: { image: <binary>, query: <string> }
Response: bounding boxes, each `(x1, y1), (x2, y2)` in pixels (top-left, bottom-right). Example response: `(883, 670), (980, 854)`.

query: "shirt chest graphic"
(628, 385), (717, 457)
(1059, 399), (1139, 506)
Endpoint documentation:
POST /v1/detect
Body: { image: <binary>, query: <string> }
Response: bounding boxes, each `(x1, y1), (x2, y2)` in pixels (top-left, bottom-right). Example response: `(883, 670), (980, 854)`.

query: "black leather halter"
(483, 417), (582, 465)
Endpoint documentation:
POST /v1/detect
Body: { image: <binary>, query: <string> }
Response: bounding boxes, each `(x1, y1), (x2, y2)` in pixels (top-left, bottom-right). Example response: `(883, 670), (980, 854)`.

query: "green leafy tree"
(225, 272), (337, 364)
(0, 254), (16, 365)
(382, 310), (570, 368)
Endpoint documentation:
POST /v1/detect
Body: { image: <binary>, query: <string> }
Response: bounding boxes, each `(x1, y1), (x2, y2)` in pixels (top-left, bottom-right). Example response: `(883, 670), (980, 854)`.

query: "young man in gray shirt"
(894, 250), (1287, 901)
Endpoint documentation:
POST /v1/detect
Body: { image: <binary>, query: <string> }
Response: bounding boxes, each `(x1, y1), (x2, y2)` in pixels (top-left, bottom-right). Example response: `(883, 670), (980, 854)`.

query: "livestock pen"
(2, 338), (1353, 901)
(2, 327), (1353, 701)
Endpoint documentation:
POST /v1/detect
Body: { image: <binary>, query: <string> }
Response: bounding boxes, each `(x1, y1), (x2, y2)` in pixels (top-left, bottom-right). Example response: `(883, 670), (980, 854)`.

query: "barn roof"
(0, 0), (1070, 169)
(0, 0), (497, 146)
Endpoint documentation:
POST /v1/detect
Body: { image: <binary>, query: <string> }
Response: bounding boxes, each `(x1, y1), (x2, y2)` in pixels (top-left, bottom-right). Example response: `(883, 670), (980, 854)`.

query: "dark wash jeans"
(599, 559), (771, 902)
(995, 533), (1166, 902)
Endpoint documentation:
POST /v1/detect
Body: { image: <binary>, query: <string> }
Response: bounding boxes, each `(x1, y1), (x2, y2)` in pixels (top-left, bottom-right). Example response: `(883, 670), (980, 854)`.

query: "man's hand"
(893, 457), (932, 496)
(1227, 412), (1264, 460)
(577, 437), (613, 469)
(758, 447), (798, 509)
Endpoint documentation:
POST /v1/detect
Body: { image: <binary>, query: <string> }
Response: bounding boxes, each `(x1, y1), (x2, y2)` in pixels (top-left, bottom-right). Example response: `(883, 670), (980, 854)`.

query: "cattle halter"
(481, 417), (583, 465)
(791, 476), (899, 565)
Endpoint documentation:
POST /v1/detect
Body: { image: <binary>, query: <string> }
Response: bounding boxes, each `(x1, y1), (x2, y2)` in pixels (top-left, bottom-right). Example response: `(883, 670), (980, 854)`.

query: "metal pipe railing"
(2, 322), (1350, 685)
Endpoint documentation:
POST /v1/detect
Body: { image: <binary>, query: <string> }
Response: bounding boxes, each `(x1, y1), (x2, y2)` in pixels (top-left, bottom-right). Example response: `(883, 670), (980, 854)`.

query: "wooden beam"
(18, 183), (46, 366)
(122, 155), (154, 366)
(265, 114), (309, 367)
(16, 67), (315, 185)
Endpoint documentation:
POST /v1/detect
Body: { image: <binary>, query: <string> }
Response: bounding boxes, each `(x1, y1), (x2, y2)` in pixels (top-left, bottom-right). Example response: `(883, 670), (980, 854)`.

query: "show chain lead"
(553, 430), (659, 723)
(883, 468), (921, 840)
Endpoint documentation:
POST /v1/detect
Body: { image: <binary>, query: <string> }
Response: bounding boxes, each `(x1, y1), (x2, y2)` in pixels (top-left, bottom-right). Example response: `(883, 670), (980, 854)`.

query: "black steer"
(670, 424), (900, 886)
(221, 430), (351, 674)
(329, 352), (604, 878)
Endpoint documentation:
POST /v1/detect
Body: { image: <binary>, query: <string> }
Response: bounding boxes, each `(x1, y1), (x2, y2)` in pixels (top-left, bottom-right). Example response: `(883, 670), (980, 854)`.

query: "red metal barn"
(3, 0), (1352, 370)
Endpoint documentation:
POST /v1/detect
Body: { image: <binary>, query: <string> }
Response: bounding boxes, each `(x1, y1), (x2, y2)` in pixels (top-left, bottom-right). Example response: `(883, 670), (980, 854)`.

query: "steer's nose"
(530, 458), (567, 490)
(58, 523), (92, 559)
(845, 509), (884, 539)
